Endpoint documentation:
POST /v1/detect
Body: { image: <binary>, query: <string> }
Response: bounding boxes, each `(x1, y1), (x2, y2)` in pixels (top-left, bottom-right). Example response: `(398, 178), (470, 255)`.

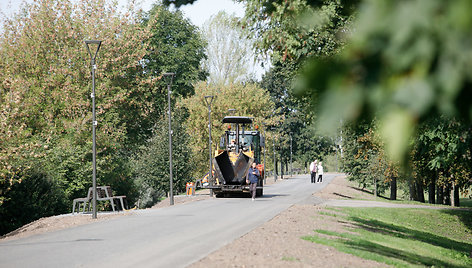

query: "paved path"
(0, 174), (335, 268)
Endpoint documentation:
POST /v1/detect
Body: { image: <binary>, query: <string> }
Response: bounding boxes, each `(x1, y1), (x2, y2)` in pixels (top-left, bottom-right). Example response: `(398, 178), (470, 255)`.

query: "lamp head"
(204, 95), (215, 106)
(84, 40), (102, 61)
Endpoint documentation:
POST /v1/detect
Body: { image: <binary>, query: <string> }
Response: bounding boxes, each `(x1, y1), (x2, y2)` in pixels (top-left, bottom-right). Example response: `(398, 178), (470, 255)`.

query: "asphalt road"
(0, 173), (335, 268)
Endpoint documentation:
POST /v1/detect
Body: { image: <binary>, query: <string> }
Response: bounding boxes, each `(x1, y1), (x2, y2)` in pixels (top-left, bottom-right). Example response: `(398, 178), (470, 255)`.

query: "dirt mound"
(1, 212), (129, 242)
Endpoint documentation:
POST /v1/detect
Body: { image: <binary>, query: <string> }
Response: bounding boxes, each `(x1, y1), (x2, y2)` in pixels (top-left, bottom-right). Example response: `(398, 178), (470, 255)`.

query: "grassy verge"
(460, 198), (472, 208)
(303, 207), (472, 267)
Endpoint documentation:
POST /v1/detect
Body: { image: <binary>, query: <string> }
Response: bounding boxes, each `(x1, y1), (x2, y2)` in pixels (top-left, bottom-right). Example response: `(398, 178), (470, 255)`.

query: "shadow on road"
(215, 193), (289, 199)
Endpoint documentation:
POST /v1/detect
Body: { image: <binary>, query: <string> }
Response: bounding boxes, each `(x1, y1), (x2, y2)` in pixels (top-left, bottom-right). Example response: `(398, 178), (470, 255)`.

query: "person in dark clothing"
(246, 162), (260, 201)
(310, 160), (317, 183)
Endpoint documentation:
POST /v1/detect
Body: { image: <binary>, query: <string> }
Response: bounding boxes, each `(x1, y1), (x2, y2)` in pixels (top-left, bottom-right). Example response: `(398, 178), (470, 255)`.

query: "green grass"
(460, 198), (472, 208)
(281, 256), (300, 262)
(318, 211), (339, 217)
(303, 207), (472, 267)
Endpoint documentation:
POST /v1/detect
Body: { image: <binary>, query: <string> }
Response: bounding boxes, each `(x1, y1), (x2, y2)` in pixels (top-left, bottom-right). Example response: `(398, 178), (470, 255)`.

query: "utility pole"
(290, 132), (293, 177)
(164, 72), (175, 205)
(205, 96), (215, 197)
(271, 127), (277, 182)
(85, 40), (102, 219)
(262, 123), (266, 184)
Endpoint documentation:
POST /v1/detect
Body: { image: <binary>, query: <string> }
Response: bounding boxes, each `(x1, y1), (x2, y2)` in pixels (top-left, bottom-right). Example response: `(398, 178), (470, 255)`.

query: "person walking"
(246, 162), (260, 201)
(309, 160), (317, 183)
(317, 161), (324, 183)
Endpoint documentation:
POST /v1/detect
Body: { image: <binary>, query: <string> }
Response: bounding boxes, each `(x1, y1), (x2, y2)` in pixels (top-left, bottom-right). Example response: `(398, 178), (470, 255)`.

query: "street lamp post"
(290, 132), (293, 177)
(164, 72), (175, 205)
(85, 40), (102, 219)
(271, 128), (277, 182)
(262, 124), (266, 184)
(205, 96), (215, 197)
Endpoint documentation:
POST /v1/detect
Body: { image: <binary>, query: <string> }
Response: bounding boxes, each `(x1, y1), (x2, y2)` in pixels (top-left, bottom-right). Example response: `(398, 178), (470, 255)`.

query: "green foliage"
(238, 0), (356, 62)
(0, 0), (153, 194)
(0, 0), (164, 232)
(260, 59), (336, 170)
(244, 0), (355, 168)
(296, 0), (472, 164)
(460, 198), (472, 208)
(412, 117), (471, 192)
(303, 207), (472, 267)
(143, 5), (207, 98)
(342, 122), (375, 189)
(0, 0), (209, 231)
(341, 121), (398, 195)
(131, 108), (192, 208)
(163, 0), (196, 7)
(0, 167), (68, 235)
(261, 61), (302, 165)
(178, 81), (280, 177)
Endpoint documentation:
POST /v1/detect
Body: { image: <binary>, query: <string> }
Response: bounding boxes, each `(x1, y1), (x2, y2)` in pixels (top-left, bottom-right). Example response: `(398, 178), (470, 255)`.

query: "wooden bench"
(97, 186), (128, 212)
(72, 186), (128, 213)
(72, 187), (93, 213)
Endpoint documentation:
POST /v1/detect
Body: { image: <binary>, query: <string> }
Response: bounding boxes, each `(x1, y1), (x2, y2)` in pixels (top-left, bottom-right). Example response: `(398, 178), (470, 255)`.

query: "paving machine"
(208, 116), (265, 197)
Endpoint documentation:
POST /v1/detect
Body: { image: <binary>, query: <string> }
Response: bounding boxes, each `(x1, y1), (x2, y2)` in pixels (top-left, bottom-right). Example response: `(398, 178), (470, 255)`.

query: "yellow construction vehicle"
(207, 116), (265, 197)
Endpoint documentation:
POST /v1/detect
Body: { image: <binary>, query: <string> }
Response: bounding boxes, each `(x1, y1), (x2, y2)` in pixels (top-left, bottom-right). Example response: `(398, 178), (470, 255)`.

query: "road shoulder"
(189, 174), (388, 267)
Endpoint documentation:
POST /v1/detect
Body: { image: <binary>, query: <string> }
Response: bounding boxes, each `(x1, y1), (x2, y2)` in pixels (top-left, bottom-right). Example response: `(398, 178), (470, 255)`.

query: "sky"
(0, 0), (245, 27)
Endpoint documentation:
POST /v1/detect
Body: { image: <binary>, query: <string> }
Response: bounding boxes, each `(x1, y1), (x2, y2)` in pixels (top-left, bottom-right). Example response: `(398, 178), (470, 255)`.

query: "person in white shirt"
(317, 161), (324, 183)
(309, 160), (317, 183)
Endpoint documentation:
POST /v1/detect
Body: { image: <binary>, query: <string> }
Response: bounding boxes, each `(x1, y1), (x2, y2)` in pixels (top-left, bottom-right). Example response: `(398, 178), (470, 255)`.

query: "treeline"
(235, 0), (472, 204)
(3, 0), (472, 236)
(0, 0), (277, 235)
(342, 118), (471, 205)
(293, 0), (472, 204)
(0, 0), (201, 235)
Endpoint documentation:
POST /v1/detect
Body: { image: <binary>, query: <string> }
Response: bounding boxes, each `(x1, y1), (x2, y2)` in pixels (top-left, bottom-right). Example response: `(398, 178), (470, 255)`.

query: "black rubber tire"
(256, 178), (263, 197)
(256, 188), (263, 197)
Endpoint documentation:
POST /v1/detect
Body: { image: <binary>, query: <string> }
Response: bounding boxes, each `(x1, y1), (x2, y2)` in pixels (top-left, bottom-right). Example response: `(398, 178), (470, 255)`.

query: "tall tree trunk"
(374, 178), (378, 197)
(437, 185), (444, 204)
(280, 160), (284, 180)
(444, 183), (451, 205)
(275, 160), (278, 176)
(416, 181), (425, 203)
(409, 179), (417, 201)
(390, 176), (397, 200)
(428, 175), (435, 204)
(453, 183), (460, 207)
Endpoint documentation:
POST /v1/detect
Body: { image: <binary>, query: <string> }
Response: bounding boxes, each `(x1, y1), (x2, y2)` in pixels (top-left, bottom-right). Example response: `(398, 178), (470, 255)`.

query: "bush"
(0, 168), (68, 236)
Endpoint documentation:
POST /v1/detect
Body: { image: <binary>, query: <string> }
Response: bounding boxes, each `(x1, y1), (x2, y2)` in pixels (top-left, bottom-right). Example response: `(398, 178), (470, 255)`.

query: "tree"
(132, 108), (191, 208)
(237, 0), (356, 171)
(412, 117), (471, 205)
(178, 81), (281, 177)
(0, 0), (153, 233)
(237, 0), (357, 63)
(296, 0), (472, 164)
(128, 4), (208, 208)
(163, 0), (196, 7)
(202, 11), (257, 85)
(0, 166), (68, 235)
(342, 120), (400, 199)
(143, 4), (207, 98)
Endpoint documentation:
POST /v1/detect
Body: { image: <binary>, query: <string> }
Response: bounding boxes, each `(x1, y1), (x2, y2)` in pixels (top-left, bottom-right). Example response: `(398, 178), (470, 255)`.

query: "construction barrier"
(186, 182), (195, 196)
